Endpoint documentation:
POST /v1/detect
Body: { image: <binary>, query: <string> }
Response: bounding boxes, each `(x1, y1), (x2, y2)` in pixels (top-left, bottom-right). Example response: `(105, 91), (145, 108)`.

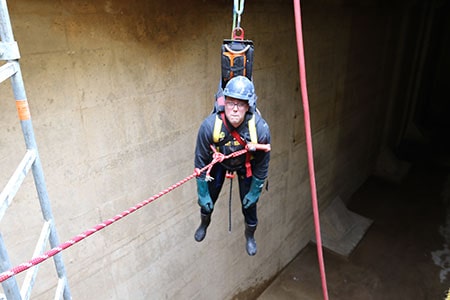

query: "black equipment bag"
(221, 39), (254, 89)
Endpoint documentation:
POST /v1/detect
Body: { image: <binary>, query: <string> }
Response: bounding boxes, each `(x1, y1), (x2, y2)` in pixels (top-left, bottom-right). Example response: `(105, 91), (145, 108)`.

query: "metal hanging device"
(232, 0), (245, 39)
(0, 0), (72, 299)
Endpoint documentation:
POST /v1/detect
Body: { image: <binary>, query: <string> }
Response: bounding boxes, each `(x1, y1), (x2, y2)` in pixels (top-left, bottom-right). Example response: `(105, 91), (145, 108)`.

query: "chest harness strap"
(219, 112), (253, 178)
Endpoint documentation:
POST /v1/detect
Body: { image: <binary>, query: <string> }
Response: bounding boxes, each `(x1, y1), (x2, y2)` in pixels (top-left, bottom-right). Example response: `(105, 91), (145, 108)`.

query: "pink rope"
(293, 1), (329, 299)
(0, 147), (251, 283)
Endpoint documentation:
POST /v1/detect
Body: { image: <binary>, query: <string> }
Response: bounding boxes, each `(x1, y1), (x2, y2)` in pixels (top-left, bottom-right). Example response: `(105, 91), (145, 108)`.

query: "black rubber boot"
(245, 223), (257, 256)
(194, 213), (211, 242)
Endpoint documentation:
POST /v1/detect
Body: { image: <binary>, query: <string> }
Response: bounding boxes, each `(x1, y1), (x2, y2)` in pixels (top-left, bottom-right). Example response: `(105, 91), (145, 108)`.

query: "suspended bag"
(221, 39), (254, 89)
(215, 37), (256, 114)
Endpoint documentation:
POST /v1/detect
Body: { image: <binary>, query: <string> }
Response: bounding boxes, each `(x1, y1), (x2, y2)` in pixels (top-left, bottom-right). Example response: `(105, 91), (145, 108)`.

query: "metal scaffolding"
(0, 0), (71, 299)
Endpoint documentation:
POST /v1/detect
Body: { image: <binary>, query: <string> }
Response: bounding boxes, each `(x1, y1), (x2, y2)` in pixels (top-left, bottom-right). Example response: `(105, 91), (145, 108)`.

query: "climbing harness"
(213, 114), (257, 146)
(220, 112), (253, 178)
(293, 1), (329, 299)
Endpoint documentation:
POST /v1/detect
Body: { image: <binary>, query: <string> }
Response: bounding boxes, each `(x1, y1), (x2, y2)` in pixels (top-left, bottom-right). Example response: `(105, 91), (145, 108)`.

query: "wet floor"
(258, 156), (450, 299)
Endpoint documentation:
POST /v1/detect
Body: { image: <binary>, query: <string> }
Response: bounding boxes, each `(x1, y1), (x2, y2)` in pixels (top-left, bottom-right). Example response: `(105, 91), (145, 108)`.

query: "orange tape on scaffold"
(16, 99), (31, 121)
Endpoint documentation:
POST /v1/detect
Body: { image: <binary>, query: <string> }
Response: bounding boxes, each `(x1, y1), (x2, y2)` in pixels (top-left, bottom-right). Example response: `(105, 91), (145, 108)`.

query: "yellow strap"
(213, 115), (223, 143)
(213, 114), (257, 144)
(248, 114), (257, 143)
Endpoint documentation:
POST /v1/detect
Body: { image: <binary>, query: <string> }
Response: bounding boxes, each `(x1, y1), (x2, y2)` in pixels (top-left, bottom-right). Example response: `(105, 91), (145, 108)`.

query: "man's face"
(224, 97), (249, 127)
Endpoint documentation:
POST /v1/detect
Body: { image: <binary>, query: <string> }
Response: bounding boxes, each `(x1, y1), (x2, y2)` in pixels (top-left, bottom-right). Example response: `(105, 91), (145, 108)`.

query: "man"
(194, 75), (271, 256)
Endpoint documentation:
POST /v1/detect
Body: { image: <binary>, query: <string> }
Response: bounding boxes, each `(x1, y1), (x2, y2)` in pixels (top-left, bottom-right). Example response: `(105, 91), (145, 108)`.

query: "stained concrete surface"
(257, 155), (450, 299)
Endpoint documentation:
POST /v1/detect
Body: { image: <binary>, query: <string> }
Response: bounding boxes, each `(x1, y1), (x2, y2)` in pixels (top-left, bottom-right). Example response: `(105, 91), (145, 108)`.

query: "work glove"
(243, 176), (265, 209)
(197, 178), (213, 213)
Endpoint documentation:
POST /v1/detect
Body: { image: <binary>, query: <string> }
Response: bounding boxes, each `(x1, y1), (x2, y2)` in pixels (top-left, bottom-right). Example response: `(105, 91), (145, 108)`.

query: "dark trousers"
(200, 164), (258, 226)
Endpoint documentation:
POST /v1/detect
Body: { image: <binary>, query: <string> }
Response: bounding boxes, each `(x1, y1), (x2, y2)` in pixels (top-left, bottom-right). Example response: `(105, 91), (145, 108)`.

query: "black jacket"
(195, 112), (270, 180)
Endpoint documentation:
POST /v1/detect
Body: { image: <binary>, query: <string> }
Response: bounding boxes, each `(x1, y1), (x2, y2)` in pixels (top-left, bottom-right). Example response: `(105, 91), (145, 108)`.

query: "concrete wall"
(1, 0), (401, 298)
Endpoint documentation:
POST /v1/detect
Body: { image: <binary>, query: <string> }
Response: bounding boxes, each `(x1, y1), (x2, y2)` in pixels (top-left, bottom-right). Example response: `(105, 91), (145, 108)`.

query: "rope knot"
(210, 145), (226, 163)
(212, 151), (226, 163)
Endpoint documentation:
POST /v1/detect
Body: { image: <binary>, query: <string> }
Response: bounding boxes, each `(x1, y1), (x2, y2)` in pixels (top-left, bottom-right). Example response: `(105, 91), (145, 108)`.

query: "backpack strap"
(248, 114), (257, 144)
(213, 115), (223, 144)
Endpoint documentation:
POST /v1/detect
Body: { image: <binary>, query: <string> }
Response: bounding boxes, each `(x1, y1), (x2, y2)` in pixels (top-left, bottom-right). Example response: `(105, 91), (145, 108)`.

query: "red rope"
(293, 1), (329, 299)
(0, 147), (250, 283)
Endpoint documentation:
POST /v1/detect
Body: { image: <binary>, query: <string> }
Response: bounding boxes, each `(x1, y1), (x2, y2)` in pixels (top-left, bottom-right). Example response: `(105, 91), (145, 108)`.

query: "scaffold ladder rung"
(20, 220), (51, 300)
(54, 278), (66, 300)
(0, 150), (36, 221)
(0, 61), (17, 83)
